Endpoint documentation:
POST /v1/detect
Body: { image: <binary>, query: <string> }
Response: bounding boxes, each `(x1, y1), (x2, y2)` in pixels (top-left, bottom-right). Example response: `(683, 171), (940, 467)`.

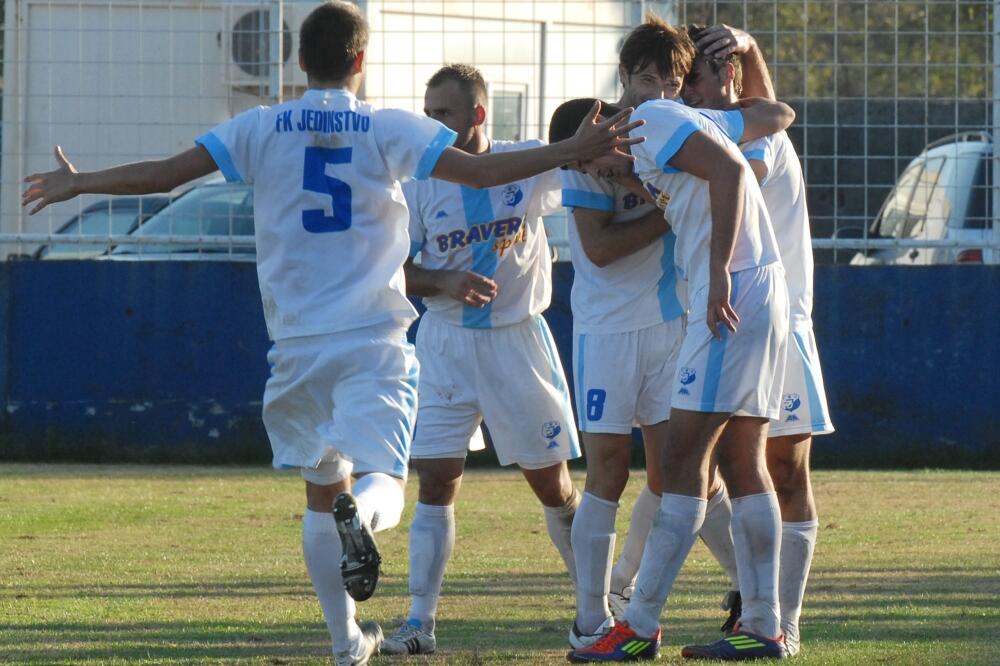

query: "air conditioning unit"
(223, 3), (312, 88)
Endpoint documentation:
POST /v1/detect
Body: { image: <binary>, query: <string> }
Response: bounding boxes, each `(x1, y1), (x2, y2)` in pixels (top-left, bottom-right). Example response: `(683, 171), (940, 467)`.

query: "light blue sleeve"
(560, 169), (615, 212)
(698, 108), (745, 143)
(741, 135), (776, 184)
(374, 108), (458, 182)
(195, 106), (267, 183)
(632, 101), (702, 174)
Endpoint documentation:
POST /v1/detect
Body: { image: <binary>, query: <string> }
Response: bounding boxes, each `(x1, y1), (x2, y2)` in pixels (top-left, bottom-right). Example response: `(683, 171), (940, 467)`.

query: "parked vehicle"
(36, 196), (172, 259)
(846, 132), (996, 265)
(108, 181), (255, 261)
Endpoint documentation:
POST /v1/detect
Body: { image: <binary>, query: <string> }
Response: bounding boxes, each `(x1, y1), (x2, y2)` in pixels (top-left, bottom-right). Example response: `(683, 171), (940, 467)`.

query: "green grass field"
(1, 465), (998, 665)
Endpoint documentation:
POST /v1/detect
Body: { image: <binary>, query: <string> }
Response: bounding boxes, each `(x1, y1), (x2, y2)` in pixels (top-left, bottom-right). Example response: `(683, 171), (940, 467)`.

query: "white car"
(848, 131), (996, 265)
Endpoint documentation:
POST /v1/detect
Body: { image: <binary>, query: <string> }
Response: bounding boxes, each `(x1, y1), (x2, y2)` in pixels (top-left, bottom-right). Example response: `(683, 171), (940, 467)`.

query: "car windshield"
(873, 157), (947, 239)
(113, 184), (254, 255)
(41, 207), (139, 258)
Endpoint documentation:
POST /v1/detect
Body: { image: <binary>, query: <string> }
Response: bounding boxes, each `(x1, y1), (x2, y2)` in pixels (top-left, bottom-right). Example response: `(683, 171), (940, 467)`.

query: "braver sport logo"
(435, 217), (527, 257)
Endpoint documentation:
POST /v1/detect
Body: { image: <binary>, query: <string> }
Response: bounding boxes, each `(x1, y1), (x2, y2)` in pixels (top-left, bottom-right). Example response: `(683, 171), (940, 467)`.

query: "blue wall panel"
(1, 261), (996, 467)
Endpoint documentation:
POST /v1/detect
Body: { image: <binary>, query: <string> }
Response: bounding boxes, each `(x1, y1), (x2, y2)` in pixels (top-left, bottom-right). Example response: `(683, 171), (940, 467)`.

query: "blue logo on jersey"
(502, 184), (524, 207)
(678, 367), (696, 395)
(435, 210), (448, 219)
(623, 193), (640, 210)
(543, 421), (562, 439)
(783, 394), (801, 422)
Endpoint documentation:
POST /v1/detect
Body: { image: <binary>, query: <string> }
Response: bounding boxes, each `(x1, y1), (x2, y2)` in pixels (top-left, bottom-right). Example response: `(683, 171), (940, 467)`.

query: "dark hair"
(548, 98), (623, 145)
(619, 12), (695, 79)
(685, 24), (743, 96)
(426, 64), (488, 107)
(299, 1), (369, 82)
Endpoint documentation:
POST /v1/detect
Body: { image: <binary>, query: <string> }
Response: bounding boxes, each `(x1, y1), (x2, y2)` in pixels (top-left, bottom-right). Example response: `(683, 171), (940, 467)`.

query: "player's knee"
(414, 462), (463, 505)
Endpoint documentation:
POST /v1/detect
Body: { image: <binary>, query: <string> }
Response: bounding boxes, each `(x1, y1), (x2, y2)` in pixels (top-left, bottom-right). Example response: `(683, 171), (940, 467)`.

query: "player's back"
(630, 99), (779, 294)
(198, 89), (455, 340)
(743, 131), (813, 325)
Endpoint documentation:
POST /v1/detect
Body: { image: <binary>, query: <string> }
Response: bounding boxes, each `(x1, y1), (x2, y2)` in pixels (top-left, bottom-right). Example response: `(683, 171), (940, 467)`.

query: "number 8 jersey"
(196, 88), (457, 341)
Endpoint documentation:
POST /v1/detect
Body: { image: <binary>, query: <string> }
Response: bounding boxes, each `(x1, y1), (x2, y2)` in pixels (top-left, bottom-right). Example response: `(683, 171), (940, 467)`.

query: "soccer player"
(680, 24), (835, 659)
(20, 3), (641, 664)
(379, 64), (581, 656)
(566, 28), (792, 664)
(553, 16), (795, 651)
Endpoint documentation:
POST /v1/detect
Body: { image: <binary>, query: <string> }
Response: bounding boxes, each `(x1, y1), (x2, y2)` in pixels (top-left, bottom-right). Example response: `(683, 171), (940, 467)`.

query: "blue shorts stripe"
(793, 330), (830, 429)
(575, 333), (588, 430)
(536, 316), (581, 458)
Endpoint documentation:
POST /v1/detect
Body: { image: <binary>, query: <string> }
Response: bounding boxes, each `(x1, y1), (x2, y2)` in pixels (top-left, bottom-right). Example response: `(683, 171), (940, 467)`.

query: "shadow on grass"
(3, 564), (997, 663)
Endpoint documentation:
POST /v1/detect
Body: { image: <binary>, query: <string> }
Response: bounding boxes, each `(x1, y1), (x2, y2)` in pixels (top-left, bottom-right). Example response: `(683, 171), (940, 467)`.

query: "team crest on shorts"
(678, 367), (697, 395)
(502, 184), (524, 207)
(783, 394), (801, 421)
(543, 421), (562, 448)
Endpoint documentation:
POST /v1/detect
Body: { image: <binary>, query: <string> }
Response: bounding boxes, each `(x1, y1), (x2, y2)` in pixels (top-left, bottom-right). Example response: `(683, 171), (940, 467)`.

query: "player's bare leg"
(569, 432), (632, 645)
(767, 433), (817, 656)
(521, 461), (580, 584)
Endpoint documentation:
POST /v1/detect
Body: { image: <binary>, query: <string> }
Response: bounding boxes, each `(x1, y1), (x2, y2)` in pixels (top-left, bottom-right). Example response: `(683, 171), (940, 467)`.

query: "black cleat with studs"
(332, 492), (382, 602)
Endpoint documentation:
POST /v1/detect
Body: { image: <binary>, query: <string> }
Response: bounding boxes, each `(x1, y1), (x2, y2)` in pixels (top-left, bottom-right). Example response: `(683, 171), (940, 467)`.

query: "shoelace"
(588, 623), (633, 652)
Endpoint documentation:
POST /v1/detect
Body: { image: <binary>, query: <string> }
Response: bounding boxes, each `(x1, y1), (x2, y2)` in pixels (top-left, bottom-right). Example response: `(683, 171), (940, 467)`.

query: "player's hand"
(696, 24), (754, 59)
(572, 102), (645, 162)
(441, 270), (498, 307)
(706, 270), (740, 339)
(22, 146), (80, 215)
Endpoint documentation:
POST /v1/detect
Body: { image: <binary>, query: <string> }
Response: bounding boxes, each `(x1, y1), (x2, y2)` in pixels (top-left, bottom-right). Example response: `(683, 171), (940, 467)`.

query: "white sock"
(302, 508), (361, 654)
(731, 492), (782, 637)
(571, 492), (617, 634)
(407, 502), (455, 630)
(780, 520), (818, 639)
(543, 488), (581, 584)
(610, 485), (659, 593)
(623, 493), (706, 638)
(700, 484), (740, 590)
(353, 472), (404, 533)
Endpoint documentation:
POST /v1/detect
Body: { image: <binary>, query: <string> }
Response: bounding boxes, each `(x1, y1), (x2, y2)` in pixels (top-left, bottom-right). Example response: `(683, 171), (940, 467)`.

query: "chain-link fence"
(1, 0), (997, 264)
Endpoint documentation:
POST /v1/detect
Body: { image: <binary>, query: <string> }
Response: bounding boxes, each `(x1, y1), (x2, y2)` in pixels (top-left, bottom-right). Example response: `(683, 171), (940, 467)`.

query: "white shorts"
(411, 314), (581, 468)
(672, 263), (789, 419)
(262, 323), (418, 484)
(573, 319), (685, 434)
(769, 323), (835, 437)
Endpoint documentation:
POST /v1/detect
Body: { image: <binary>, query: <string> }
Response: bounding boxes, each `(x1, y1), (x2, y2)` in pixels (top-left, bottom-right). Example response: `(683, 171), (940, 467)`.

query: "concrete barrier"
(1, 260), (996, 467)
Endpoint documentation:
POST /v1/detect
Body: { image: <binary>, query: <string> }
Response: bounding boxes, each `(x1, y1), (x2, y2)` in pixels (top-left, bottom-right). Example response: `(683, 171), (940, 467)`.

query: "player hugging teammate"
(23, 2), (832, 663)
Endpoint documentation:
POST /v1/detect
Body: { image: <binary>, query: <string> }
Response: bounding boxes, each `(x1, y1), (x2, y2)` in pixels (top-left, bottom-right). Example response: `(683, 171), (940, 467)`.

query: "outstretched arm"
(23, 145), (217, 214)
(431, 103), (644, 189)
(695, 24), (775, 100)
(667, 131), (746, 338)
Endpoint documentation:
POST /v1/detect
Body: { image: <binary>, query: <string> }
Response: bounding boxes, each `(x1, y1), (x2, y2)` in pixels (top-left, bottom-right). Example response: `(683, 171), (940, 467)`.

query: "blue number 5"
(302, 146), (352, 233)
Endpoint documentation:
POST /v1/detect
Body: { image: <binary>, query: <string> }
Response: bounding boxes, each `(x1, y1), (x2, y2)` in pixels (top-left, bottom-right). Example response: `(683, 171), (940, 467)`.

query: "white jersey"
(560, 168), (684, 334)
(630, 99), (780, 295)
(404, 139), (561, 329)
(742, 131), (813, 326)
(196, 88), (457, 340)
